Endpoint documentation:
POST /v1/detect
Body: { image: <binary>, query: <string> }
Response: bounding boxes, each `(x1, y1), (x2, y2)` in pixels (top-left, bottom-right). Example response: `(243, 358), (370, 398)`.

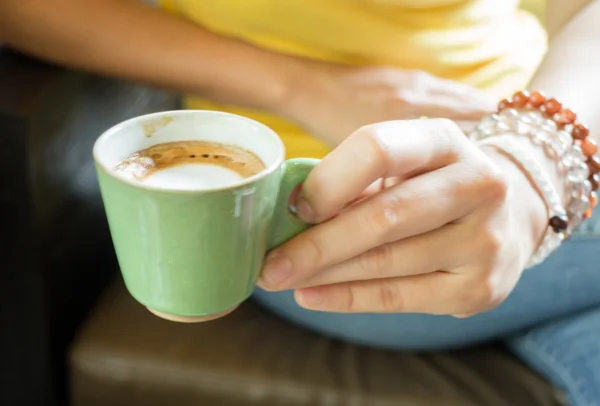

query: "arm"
(0, 0), (307, 113)
(253, 3), (600, 315)
(531, 0), (600, 135)
(255, 1), (600, 310)
(0, 0), (502, 149)
(544, 0), (594, 38)
(485, 0), (600, 246)
(530, 0), (600, 188)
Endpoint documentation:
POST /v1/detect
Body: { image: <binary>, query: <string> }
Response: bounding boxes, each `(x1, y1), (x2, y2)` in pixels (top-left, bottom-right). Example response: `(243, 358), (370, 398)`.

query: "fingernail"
(260, 252), (292, 289)
(295, 197), (315, 223)
(296, 287), (324, 308)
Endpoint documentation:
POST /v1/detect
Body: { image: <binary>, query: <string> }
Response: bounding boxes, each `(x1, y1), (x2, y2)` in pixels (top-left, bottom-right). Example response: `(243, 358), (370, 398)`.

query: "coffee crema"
(114, 141), (266, 186)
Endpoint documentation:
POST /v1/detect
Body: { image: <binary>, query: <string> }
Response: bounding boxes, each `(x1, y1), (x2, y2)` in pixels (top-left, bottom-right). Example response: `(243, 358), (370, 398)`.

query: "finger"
(259, 161), (501, 291)
(453, 120), (479, 134)
(348, 178), (384, 205)
(424, 100), (491, 120)
(452, 313), (475, 318)
(402, 93), (493, 121)
(297, 118), (465, 223)
(293, 223), (466, 289)
(418, 74), (497, 107)
(397, 71), (496, 112)
(382, 176), (402, 188)
(296, 179), (385, 221)
(294, 272), (482, 314)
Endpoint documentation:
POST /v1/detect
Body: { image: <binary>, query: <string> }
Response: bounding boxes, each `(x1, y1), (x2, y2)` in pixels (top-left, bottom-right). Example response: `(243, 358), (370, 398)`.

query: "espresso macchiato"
(115, 140), (266, 189)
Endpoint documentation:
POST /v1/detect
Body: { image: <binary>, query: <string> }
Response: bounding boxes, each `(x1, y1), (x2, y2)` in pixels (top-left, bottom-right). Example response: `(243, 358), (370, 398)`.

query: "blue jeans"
(253, 207), (600, 406)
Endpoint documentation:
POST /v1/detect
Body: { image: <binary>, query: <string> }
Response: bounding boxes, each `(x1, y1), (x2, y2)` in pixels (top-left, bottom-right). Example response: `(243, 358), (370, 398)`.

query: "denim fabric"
(253, 206), (600, 406)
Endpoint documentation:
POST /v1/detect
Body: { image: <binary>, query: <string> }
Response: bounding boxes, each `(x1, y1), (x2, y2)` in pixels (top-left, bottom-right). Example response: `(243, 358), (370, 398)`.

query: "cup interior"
(93, 110), (284, 191)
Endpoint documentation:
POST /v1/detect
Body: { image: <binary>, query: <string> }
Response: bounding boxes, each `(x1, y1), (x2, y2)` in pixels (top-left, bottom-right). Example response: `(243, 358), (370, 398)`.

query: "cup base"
(146, 305), (238, 323)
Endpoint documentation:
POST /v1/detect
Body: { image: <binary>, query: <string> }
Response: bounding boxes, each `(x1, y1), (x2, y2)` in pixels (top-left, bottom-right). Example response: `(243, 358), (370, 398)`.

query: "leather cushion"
(70, 278), (564, 406)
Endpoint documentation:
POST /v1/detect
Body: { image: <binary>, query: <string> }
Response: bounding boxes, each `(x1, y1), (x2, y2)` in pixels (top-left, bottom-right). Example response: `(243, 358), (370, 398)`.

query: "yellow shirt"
(160, 0), (547, 159)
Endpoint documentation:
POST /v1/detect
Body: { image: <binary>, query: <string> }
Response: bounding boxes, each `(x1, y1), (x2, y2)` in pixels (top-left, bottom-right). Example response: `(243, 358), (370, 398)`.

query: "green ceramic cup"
(93, 110), (318, 322)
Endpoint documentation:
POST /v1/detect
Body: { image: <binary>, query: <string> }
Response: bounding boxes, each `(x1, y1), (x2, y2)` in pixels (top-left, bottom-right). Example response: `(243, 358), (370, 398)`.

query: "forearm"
(475, 2), (600, 252)
(530, 0), (600, 137)
(0, 0), (306, 112)
(509, 1), (600, 206)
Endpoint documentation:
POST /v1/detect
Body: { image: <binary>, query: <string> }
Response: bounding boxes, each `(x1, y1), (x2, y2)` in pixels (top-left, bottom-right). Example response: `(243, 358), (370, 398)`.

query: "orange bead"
(573, 123), (590, 140)
(498, 99), (513, 110)
(529, 91), (546, 107)
(557, 108), (576, 126)
(512, 91), (530, 108)
(581, 138), (598, 156)
(543, 98), (562, 116)
(584, 208), (593, 219)
(589, 174), (600, 191)
(588, 156), (600, 175)
(590, 192), (598, 209)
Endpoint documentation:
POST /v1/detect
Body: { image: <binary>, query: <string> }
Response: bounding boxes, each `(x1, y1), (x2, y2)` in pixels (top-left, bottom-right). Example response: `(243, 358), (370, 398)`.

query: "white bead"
(548, 136), (567, 157)
(472, 107), (593, 261)
(582, 180), (592, 196)
(519, 110), (544, 125)
(475, 135), (566, 269)
(533, 129), (551, 146)
(500, 108), (519, 119)
(541, 119), (558, 132)
(516, 120), (537, 136)
(557, 130), (573, 149)
(497, 117), (516, 132)
(570, 195), (589, 214)
(567, 162), (589, 183)
(474, 115), (499, 138)
(562, 150), (579, 167)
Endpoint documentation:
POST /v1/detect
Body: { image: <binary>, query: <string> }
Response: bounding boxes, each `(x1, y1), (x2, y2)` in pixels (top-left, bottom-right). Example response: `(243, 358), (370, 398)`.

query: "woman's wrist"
(481, 144), (549, 259)
(196, 44), (323, 113)
(271, 59), (342, 123)
(469, 89), (600, 266)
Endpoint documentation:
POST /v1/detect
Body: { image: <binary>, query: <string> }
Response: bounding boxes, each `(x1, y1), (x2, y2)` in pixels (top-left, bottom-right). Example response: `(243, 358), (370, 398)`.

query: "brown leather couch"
(0, 49), (567, 406)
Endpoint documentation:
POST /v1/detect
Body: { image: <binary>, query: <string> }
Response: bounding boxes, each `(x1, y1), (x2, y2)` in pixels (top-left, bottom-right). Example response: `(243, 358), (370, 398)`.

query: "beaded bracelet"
(498, 91), (599, 222)
(476, 135), (566, 268)
(470, 90), (599, 265)
(472, 109), (585, 233)
(471, 91), (599, 236)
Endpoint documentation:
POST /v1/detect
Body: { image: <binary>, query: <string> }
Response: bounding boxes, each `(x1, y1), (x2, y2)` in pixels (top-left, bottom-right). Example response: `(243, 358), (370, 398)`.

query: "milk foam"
(129, 163), (245, 190)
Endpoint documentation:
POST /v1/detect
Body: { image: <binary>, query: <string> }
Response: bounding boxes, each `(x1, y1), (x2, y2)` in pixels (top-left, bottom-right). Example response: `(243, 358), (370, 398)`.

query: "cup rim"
(93, 110), (286, 193)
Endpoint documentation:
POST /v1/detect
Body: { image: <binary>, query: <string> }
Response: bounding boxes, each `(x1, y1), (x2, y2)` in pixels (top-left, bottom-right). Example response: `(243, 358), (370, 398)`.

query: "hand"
(258, 119), (547, 316)
(281, 66), (497, 146)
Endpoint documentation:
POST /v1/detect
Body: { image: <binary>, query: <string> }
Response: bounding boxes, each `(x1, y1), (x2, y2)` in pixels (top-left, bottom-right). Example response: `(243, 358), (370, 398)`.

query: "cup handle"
(267, 158), (320, 250)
